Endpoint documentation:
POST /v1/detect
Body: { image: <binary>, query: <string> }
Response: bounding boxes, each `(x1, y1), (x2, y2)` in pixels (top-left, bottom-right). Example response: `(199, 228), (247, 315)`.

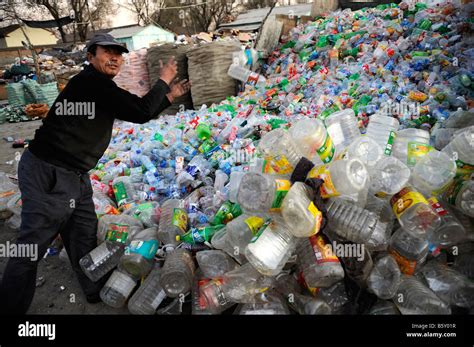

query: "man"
(0, 33), (190, 314)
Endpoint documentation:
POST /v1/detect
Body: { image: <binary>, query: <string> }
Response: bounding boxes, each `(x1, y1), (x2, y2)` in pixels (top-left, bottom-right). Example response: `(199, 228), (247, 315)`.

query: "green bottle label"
(384, 131), (396, 156)
(113, 182), (129, 206)
(105, 223), (129, 244)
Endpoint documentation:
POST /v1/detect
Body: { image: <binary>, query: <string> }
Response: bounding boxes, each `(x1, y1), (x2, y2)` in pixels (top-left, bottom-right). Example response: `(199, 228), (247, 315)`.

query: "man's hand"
(166, 79), (191, 103)
(159, 57), (178, 86)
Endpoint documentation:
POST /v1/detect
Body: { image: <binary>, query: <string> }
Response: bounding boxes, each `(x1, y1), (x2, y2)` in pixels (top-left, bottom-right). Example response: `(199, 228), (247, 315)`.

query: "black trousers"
(0, 149), (104, 314)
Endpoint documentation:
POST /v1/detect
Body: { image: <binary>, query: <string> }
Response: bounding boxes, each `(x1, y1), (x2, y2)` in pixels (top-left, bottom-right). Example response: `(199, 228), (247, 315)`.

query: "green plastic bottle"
(212, 201), (242, 226)
(176, 225), (225, 244)
(196, 123), (212, 141)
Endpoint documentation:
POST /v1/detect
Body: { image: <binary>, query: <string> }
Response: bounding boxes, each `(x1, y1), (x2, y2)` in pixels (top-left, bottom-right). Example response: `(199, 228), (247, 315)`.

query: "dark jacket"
(28, 64), (171, 173)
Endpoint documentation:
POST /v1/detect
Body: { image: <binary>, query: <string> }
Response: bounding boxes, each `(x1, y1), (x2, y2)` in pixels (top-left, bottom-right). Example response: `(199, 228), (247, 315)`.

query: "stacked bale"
(147, 43), (193, 115)
(186, 41), (240, 108)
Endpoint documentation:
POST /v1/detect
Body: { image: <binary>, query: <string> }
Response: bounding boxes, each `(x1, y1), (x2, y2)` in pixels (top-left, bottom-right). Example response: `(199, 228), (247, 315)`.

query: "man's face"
(87, 45), (124, 78)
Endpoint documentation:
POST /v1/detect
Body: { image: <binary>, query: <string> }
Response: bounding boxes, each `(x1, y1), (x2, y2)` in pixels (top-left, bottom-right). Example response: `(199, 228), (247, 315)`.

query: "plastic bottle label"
(307, 202), (323, 236)
(136, 202), (154, 213)
(113, 182), (129, 206)
(105, 223), (129, 244)
(308, 166), (340, 199)
(389, 248), (416, 275)
(406, 142), (433, 167)
(263, 156), (294, 175)
(198, 279), (211, 309)
(316, 134), (335, 164)
(309, 234), (339, 264)
(455, 159), (474, 178)
(245, 216), (265, 235)
(270, 180), (291, 211)
(427, 197), (447, 216)
(128, 239), (159, 260)
(250, 219), (271, 243)
(172, 208), (188, 233)
(384, 131), (396, 156)
(390, 187), (429, 219)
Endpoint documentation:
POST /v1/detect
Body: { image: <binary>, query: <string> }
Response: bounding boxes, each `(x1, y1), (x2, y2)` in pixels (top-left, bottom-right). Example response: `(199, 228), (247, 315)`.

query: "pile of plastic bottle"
(2, 0), (472, 314)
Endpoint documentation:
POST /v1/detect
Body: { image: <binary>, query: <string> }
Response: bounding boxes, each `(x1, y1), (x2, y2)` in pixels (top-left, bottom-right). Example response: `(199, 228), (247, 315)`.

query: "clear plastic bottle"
(245, 218), (296, 276)
(120, 227), (159, 278)
(388, 228), (429, 275)
(426, 197), (467, 248)
(100, 265), (138, 308)
(441, 125), (474, 174)
(392, 128), (431, 166)
(420, 260), (474, 309)
(326, 198), (378, 244)
(394, 275), (451, 314)
(234, 291), (290, 315)
(79, 241), (126, 282)
(128, 264), (167, 315)
(390, 186), (441, 235)
(366, 113), (400, 154)
(227, 171), (246, 203)
(443, 179), (474, 217)
(324, 109), (361, 156)
(96, 214), (143, 243)
(200, 263), (263, 314)
(196, 250), (238, 279)
(288, 118), (335, 165)
(257, 128), (303, 175)
(346, 136), (384, 171)
(274, 274), (331, 315)
(369, 156), (411, 196)
(224, 214), (266, 261)
(296, 235), (345, 288)
(281, 182), (323, 237)
(237, 173), (291, 213)
(157, 199), (188, 249)
(307, 158), (369, 204)
(126, 201), (160, 228)
(366, 255), (401, 300)
(411, 150), (457, 196)
(160, 248), (195, 298)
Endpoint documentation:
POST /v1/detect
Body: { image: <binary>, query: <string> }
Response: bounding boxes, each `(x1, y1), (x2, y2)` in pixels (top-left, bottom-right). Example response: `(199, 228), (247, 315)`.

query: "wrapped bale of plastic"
(147, 43), (193, 115)
(22, 79), (40, 105)
(6, 83), (26, 107)
(186, 41), (240, 108)
(114, 48), (150, 97)
(36, 82), (59, 107)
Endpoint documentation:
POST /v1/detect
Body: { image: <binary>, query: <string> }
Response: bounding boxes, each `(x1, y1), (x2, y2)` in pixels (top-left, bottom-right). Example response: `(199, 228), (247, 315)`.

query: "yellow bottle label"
(390, 187), (428, 219)
(309, 234), (339, 264)
(263, 155), (293, 175)
(307, 202), (323, 236)
(245, 216), (265, 235)
(308, 165), (340, 199)
(406, 142), (433, 167)
(270, 179), (291, 211)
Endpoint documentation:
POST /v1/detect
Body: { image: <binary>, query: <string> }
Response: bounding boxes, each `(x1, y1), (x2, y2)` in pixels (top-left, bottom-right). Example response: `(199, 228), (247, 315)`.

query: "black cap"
(86, 33), (129, 54)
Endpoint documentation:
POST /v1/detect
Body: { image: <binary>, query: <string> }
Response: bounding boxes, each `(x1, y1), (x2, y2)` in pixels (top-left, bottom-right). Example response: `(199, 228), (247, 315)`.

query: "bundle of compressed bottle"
(25, 1), (474, 314)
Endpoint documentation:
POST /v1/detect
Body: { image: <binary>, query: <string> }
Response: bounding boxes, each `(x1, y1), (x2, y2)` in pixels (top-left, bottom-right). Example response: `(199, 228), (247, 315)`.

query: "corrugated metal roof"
(219, 3), (312, 29)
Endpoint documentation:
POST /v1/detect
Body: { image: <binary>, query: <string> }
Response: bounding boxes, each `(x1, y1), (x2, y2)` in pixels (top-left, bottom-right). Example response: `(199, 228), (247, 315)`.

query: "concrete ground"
(0, 119), (128, 314)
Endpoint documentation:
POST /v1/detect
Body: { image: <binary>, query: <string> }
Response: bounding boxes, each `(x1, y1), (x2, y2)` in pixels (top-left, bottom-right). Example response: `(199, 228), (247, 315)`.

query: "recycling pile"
(2, 1), (474, 314)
